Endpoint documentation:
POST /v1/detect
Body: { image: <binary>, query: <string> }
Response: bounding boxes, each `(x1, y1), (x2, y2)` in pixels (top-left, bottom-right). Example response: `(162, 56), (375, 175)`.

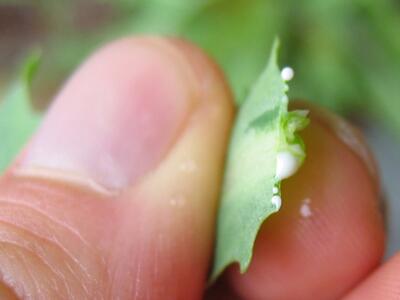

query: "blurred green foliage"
(1, 0), (400, 169)
(38, 0), (400, 131)
(0, 52), (40, 171)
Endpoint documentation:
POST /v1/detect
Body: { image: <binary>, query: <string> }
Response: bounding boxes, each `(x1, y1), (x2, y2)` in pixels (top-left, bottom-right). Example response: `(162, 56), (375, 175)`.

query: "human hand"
(0, 37), (392, 299)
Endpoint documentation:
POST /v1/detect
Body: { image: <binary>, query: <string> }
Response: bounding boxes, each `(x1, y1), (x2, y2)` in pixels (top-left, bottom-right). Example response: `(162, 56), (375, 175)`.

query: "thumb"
(0, 37), (234, 299)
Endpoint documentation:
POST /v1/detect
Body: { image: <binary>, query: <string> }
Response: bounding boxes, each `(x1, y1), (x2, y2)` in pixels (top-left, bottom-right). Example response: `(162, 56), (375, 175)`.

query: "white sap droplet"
(281, 67), (294, 81)
(272, 186), (279, 194)
(300, 198), (312, 218)
(271, 195), (282, 210)
(275, 151), (301, 180)
(169, 195), (186, 207)
(179, 160), (198, 173)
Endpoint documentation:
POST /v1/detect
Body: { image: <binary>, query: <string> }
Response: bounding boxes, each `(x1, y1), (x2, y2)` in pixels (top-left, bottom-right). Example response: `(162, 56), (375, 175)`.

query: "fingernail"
(15, 37), (198, 192)
(291, 101), (379, 188)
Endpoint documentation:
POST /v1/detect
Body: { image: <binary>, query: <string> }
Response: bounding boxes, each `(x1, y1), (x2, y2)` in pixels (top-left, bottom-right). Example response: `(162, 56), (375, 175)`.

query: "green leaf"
(211, 40), (308, 280)
(0, 52), (41, 172)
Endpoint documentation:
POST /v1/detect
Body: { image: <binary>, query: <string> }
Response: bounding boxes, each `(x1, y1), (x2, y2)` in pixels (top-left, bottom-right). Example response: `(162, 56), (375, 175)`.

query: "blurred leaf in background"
(0, 0), (400, 170)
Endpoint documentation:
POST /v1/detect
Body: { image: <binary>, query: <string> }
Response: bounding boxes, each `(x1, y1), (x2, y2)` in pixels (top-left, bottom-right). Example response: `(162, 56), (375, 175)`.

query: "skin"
(0, 36), (395, 299)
